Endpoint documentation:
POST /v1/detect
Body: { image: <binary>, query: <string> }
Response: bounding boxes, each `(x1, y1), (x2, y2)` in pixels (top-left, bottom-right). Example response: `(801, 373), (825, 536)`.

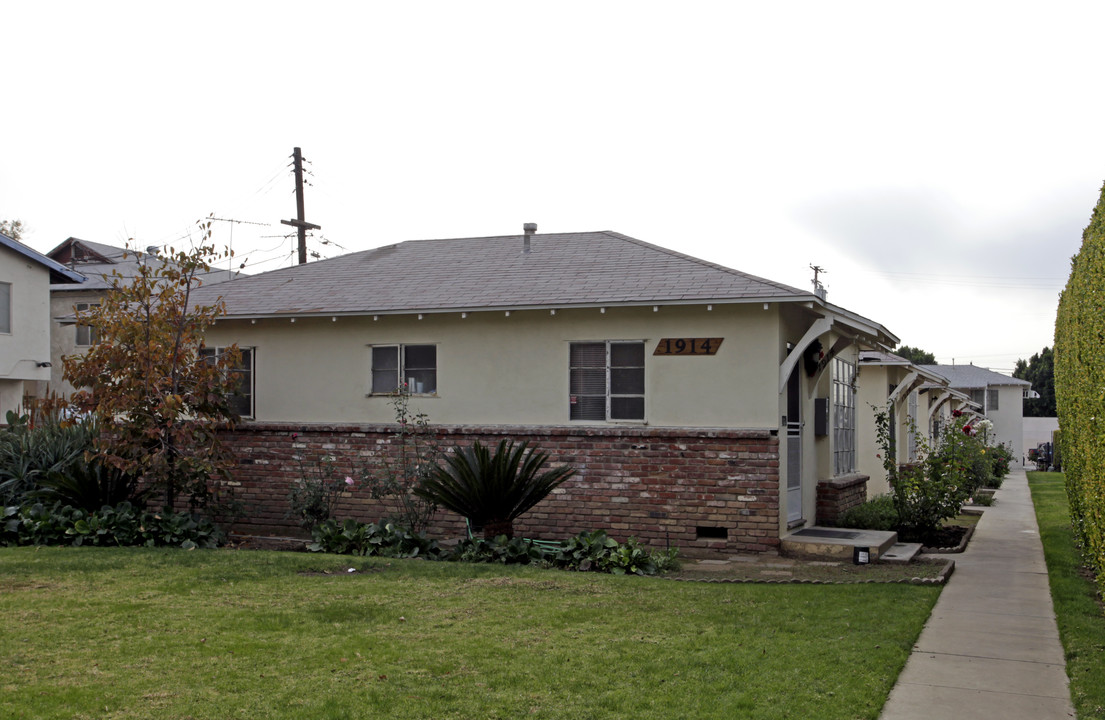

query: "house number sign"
(653, 338), (724, 356)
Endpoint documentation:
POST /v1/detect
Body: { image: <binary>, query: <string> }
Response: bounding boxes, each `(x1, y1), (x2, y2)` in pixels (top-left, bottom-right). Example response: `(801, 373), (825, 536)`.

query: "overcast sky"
(6, 2), (1103, 372)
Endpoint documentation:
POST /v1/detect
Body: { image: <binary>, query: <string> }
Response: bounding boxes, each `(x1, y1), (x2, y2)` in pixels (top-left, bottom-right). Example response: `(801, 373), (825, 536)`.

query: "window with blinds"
(569, 341), (645, 421)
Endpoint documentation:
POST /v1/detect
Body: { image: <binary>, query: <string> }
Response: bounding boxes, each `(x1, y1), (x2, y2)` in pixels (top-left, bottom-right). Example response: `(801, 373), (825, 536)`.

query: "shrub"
(34, 458), (146, 512)
(836, 494), (898, 531)
(1055, 180), (1105, 603)
(307, 519), (679, 576)
(987, 444), (1013, 486)
(449, 535), (549, 565)
(930, 423), (992, 497)
(0, 411), (94, 505)
(1, 501), (222, 549)
(553, 530), (677, 576)
(307, 518), (440, 559)
(358, 389), (440, 533)
(872, 405), (969, 544)
(286, 439), (356, 532)
(892, 463), (966, 543)
(416, 439), (575, 539)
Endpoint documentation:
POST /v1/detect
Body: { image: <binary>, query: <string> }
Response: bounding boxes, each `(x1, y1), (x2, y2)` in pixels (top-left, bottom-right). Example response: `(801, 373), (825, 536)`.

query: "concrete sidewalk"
(879, 467), (1076, 719)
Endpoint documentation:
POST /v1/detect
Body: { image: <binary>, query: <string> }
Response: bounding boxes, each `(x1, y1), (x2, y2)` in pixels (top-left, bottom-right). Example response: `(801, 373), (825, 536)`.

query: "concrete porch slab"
(780, 526), (898, 561)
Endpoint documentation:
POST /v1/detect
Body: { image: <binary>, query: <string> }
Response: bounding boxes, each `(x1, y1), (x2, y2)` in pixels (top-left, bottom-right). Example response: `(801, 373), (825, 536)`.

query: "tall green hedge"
(1055, 180), (1105, 605)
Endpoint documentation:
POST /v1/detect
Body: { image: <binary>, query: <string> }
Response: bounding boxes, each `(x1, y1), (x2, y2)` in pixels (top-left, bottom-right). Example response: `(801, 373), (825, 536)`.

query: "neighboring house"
(853, 351), (951, 498)
(0, 233), (84, 420)
(918, 363), (1031, 461)
(194, 226), (899, 553)
(43, 238), (237, 398)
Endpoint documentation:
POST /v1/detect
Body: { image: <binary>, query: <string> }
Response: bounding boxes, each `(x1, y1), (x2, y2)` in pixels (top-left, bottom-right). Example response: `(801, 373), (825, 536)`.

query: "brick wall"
(218, 423), (781, 556)
(816, 473), (869, 526)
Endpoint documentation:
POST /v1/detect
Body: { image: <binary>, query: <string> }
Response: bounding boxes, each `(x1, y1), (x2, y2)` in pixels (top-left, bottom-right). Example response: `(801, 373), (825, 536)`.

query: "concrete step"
(780, 526), (898, 562)
(880, 542), (923, 563)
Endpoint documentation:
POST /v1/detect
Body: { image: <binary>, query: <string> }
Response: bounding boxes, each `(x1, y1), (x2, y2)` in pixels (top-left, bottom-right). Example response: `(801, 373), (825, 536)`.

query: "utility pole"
(810, 264), (827, 299)
(280, 147), (321, 264)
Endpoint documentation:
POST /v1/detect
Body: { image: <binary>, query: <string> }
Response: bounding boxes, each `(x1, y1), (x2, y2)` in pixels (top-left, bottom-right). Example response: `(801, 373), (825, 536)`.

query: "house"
(194, 226), (899, 554)
(0, 233), (84, 420)
(42, 238), (237, 398)
(853, 351), (952, 499)
(917, 364), (1031, 461)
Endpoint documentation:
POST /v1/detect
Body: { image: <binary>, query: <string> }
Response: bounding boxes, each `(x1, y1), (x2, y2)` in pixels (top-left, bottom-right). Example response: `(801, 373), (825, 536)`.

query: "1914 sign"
(653, 338), (724, 356)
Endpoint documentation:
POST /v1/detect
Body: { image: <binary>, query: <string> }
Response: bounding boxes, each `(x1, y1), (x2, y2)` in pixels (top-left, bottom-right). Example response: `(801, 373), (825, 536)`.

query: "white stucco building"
(0, 233), (84, 420)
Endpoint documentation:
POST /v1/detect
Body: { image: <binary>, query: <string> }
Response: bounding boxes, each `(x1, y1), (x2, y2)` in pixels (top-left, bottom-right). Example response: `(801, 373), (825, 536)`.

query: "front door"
(785, 366), (803, 525)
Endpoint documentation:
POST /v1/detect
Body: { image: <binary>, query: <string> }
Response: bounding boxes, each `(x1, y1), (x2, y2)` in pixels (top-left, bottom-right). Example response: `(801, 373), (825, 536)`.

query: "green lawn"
(1027, 471), (1105, 719)
(0, 547), (941, 720)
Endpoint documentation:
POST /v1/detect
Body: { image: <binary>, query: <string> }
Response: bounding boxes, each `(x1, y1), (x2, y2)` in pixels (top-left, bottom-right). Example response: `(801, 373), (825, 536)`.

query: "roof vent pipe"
(523, 223), (537, 253)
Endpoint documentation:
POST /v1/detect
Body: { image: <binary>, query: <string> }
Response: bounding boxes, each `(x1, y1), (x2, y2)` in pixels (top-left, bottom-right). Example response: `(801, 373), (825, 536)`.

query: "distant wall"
(1023, 417), (1059, 463)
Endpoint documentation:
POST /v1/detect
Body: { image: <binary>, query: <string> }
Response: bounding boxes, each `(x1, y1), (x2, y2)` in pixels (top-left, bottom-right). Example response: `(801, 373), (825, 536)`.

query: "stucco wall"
(1023, 417), (1059, 464)
(988, 385), (1026, 461)
(47, 289), (104, 397)
(203, 303), (783, 429)
(0, 245), (51, 399)
(855, 364), (891, 496)
(853, 363), (917, 498)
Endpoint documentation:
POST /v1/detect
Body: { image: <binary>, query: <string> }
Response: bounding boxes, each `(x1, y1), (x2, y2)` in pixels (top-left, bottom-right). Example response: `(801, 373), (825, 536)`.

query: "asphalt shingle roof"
(48, 239), (238, 291)
(194, 230), (812, 317)
(918, 364), (1030, 389)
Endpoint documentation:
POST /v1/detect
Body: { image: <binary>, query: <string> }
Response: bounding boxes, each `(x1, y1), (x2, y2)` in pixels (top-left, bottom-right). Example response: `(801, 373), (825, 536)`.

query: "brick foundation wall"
(816, 474), (869, 526)
(218, 423), (781, 556)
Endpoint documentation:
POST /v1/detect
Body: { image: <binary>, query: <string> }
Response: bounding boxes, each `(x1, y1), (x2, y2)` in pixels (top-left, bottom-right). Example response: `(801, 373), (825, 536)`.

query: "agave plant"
(416, 439), (575, 539)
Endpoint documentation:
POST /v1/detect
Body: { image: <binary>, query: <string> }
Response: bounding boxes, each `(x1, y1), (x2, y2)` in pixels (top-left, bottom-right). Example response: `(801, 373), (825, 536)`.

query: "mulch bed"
(908, 524), (973, 553)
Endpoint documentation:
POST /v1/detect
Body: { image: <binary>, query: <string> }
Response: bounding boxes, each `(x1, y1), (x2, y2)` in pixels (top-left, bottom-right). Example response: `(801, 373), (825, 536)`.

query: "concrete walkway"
(879, 467), (1076, 719)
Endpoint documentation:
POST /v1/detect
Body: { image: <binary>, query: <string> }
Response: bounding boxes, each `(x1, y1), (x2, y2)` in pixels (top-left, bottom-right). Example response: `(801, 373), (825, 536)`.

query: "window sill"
(366, 393), (439, 398)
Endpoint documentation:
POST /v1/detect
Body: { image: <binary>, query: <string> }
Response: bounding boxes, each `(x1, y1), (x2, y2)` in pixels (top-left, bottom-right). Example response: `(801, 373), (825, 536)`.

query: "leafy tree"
(0, 218), (25, 241)
(895, 345), (937, 365)
(1014, 347), (1056, 417)
(63, 224), (243, 512)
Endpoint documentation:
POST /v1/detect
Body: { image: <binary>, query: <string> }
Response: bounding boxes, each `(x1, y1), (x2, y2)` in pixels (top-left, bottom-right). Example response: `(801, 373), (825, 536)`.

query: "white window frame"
(0, 282), (10, 334)
(831, 357), (856, 476)
(569, 340), (646, 422)
(74, 302), (100, 346)
(370, 344), (438, 395)
(200, 346), (254, 419)
(987, 388), (999, 411)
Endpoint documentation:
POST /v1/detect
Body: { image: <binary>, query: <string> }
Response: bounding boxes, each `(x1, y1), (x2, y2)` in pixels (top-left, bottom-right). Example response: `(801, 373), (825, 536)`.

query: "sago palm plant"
(416, 439), (575, 539)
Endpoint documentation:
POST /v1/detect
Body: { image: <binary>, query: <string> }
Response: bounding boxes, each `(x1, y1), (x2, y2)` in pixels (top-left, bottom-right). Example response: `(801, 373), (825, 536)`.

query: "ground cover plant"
(1028, 471), (1105, 719)
(0, 547), (941, 720)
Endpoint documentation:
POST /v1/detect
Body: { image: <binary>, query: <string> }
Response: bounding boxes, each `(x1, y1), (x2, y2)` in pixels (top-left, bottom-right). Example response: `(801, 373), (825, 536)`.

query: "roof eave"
(1, 234), (86, 284)
(211, 293), (845, 322)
